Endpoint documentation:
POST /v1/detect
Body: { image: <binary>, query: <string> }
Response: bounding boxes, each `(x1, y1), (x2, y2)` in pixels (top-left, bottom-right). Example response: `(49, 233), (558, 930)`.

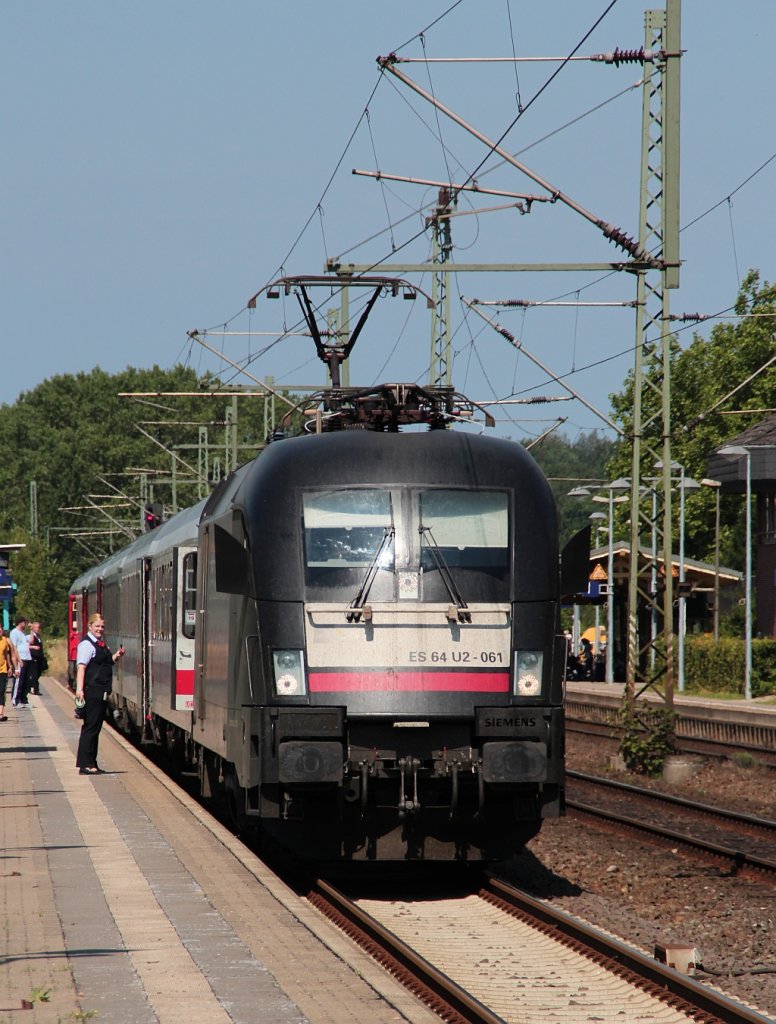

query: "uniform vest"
(83, 636), (113, 694)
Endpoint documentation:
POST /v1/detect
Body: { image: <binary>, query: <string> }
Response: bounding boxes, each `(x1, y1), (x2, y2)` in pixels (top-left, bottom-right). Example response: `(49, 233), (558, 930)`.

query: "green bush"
(616, 705), (676, 775)
(683, 636), (776, 697)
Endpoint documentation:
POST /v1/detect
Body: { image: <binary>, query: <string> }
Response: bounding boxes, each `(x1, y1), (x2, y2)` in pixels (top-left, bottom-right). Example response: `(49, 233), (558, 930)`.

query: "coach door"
(174, 547), (197, 712)
(141, 557), (153, 728)
(116, 560), (144, 712)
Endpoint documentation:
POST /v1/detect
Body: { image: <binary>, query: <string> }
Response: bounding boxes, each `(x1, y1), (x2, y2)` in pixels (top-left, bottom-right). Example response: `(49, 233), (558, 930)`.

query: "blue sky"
(3, 1), (774, 441)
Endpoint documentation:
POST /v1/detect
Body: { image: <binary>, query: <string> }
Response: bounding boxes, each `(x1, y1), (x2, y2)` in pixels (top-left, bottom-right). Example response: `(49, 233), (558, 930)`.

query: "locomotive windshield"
(302, 487), (510, 601)
(419, 490), (508, 570)
(303, 490), (394, 568)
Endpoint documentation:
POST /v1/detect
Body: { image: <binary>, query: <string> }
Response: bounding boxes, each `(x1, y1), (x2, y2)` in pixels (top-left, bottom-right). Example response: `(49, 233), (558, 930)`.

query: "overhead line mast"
(335, 35), (664, 390)
(625, 2), (682, 713)
(376, 52), (657, 264)
(340, 4), (683, 725)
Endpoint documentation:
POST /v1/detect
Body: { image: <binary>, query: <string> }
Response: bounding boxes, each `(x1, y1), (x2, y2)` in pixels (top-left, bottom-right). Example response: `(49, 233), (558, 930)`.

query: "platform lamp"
(700, 478), (722, 641)
(718, 446), (752, 700)
(677, 475), (701, 691)
(589, 479), (630, 683)
(589, 511), (607, 656)
(567, 486), (592, 654)
(654, 462), (699, 692)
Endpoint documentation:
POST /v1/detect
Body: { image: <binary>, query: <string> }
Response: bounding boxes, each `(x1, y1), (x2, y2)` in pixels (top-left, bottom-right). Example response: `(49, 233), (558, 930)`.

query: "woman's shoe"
(79, 767), (100, 775)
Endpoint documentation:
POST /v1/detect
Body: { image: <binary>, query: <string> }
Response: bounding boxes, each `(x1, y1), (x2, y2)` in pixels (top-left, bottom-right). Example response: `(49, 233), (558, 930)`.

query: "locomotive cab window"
(303, 489), (395, 599)
(419, 490), (510, 601)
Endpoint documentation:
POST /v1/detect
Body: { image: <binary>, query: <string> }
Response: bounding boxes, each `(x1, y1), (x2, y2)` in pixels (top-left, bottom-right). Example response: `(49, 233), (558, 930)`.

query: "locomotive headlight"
(272, 650), (307, 697)
(513, 650), (543, 696)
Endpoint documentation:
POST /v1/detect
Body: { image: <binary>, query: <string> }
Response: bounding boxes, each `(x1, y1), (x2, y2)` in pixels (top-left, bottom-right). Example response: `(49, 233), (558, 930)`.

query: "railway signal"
(143, 502), (163, 531)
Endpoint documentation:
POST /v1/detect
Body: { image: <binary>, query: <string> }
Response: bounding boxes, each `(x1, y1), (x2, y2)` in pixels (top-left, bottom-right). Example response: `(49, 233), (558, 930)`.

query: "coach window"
(182, 552), (197, 639)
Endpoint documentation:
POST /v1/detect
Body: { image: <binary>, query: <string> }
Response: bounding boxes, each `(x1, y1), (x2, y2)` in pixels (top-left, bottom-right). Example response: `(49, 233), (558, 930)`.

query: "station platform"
(566, 679), (776, 716)
(566, 680), (776, 749)
(0, 683), (437, 1024)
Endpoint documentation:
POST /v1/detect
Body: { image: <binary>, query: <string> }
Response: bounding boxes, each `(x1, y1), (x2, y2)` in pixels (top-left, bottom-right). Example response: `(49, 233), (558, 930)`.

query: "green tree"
(527, 430), (616, 545)
(0, 364), (296, 634)
(608, 270), (776, 569)
(7, 532), (69, 634)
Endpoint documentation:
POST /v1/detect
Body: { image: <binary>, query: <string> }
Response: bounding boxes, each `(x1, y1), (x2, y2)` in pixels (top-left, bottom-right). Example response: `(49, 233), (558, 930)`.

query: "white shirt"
(76, 632), (101, 666)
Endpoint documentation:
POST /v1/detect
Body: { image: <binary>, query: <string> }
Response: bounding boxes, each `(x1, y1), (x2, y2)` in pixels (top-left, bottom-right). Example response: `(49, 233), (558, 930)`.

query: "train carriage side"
(68, 555), (120, 686)
(143, 504), (204, 733)
(68, 502), (204, 737)
(67, 588), (89, 686)
(201, 429), (565, 861)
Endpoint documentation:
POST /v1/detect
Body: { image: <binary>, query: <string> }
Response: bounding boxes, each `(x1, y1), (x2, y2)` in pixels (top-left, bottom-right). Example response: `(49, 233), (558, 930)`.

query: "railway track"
(307, 874), (773, 1024)
(567, 771), (776, 881)
(567, 718), (776, 768)
(60, 676), (776, 1022)
(565, 720), (776, 770)
(566, 696), (776, 770)
(180, 728), (776, 1023)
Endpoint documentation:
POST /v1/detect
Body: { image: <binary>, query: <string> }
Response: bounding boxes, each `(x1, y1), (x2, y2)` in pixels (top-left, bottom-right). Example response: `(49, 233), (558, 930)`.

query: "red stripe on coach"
(176, 668), (195, 695)
(308, 670), (509, 693)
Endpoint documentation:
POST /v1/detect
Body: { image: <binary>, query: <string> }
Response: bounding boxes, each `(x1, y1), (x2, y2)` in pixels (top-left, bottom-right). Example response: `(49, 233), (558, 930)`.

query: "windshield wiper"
(346, 527), (395, 622)
(419, 525), (471, 623)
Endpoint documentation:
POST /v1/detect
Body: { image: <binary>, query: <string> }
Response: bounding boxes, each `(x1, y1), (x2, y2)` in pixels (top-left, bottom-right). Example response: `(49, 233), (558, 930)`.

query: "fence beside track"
(565, 682), (776, 753)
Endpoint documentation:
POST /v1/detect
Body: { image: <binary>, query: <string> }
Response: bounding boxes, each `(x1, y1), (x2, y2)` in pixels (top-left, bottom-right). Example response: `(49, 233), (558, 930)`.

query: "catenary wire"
(315, 0), (628, 305)
(390, 0), (468, 56)
(331, 73), (642, 263)
(195, 15), (772, 425)
(445, 0), (621, 204)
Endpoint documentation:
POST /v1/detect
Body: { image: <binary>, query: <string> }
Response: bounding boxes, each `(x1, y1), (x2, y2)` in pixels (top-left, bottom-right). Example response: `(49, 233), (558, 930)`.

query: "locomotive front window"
(419, 490), (508, 569)
(418, 490), (509, 601)
(303, 490), (395, 586)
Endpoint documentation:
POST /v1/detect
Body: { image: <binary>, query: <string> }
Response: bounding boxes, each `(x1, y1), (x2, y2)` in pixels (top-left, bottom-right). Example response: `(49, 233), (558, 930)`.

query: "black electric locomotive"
(69, 382), (577, 861)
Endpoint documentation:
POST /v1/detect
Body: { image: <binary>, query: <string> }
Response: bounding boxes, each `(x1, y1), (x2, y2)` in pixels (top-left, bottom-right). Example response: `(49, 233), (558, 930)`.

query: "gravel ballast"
(501, 733), (776, 1018)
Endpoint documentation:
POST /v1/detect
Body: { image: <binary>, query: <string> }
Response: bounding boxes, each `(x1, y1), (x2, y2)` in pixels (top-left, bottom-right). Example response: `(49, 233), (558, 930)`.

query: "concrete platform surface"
(0, 683), (438, 1024)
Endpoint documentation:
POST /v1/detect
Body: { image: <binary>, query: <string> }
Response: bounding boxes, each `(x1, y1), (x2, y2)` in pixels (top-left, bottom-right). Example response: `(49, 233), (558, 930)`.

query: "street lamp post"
(677, 473), (700, 692)
(701, 478), (722, 641)
(654, 461), (699, 693)
(719, 446), (752, 699)
(590, 511), (607, 659)
(602, 479), (630, 683)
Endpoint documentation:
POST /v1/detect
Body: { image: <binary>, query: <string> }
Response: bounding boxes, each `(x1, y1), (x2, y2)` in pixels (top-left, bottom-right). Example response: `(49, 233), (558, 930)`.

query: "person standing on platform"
(579, 637), (594, 680)
(10, 617), (31, 708)
(28, 621), (44, 695)
(75, 613), (124, 775)
(0, 625), (16, 721)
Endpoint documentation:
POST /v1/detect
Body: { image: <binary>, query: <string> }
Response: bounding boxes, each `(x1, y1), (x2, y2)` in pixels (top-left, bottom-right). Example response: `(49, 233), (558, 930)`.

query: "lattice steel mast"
(625, 2), (682, 712)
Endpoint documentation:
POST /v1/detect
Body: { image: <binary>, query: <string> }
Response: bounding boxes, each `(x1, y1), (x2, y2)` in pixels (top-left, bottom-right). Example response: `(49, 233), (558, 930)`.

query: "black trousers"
(28, 659), (41, 694)
(76, 694), (107, 769)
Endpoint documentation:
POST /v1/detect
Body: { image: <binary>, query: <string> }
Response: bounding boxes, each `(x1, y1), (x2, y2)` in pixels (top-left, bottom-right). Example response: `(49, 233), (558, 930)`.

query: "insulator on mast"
(668, 312), (711, 322)
(591, 47), (660, 67)
(600, 223), (650, 262)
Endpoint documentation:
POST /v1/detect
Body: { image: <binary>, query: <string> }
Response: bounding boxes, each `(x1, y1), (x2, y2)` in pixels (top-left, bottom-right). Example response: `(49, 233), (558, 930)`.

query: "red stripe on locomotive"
(309, 670), (509, 693)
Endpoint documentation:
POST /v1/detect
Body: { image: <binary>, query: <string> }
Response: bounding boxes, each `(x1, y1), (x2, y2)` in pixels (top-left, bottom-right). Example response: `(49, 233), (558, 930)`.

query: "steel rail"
(566, 798), (776, 881)
(483, 878), (775, 1024)
(566, 712), (776, 769)
(568, 769), (776, 832)
(307, 878), (507, 1024)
